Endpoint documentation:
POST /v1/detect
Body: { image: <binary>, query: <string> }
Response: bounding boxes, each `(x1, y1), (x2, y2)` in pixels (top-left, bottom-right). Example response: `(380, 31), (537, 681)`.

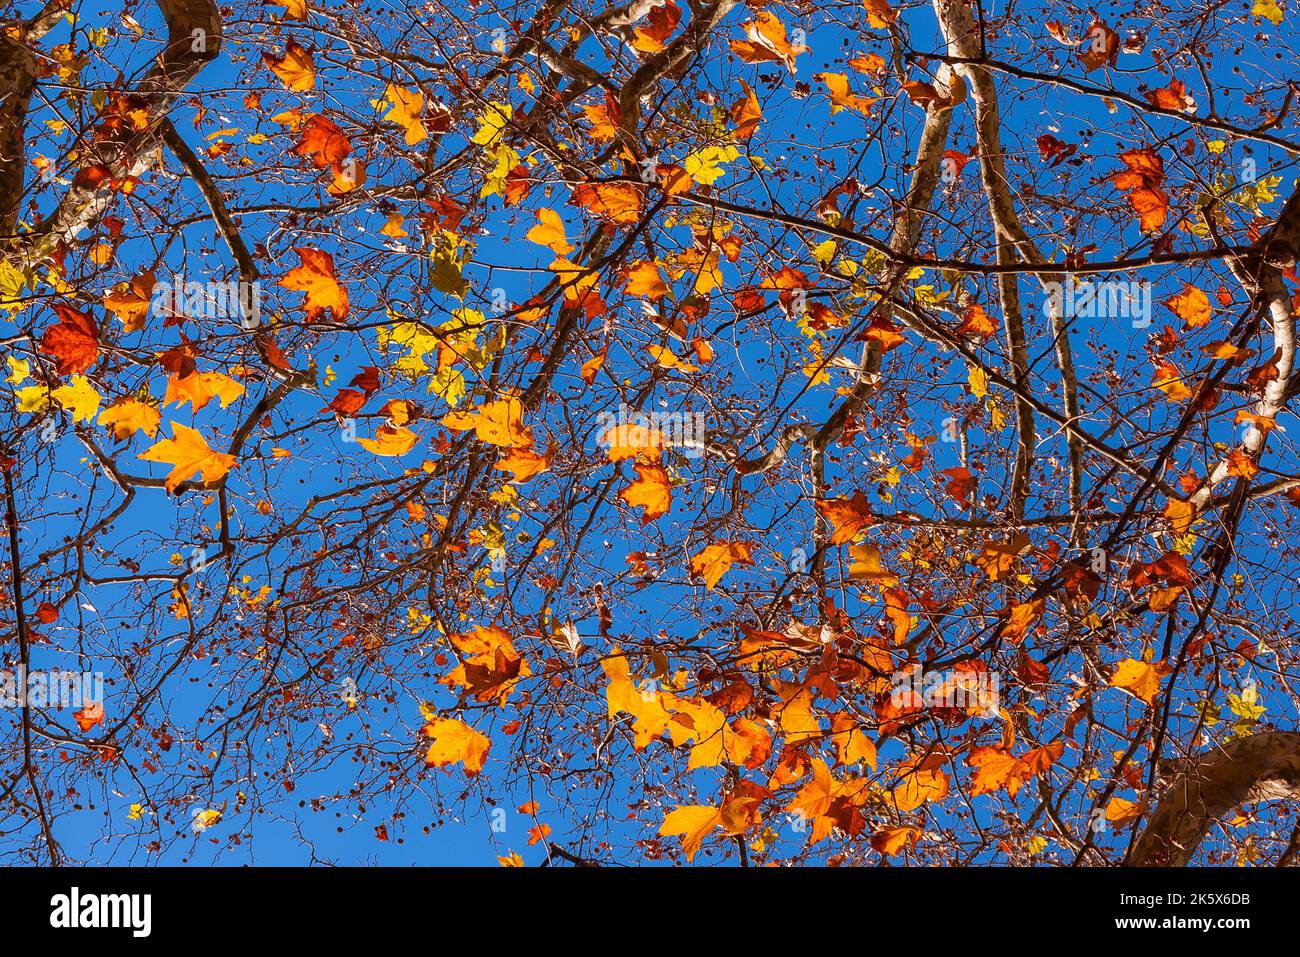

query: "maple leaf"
(98, 398), (161, 440)
(73, 701), (105, 733)
(291, 114), (352, 171)
(815, 490), (873, 544)
(1111, 658), (1170, 705)
(957, 303), (997, 338)
(849, 543), (898, 586)
(1109, 148), (1169, 232)
(603, 649), (674, 749)
(729, 11), (809, 73)
(1165, 284), (1211, 328)
(625, 260), (669, 299)
(1252, 0), (1284, 25)
(164, 370), (246, 413)
(1145, 78), (1196, 113)
(871, 826), (921, 858)
(358, 424), (419, 456)
(41, 303), (100, 375)
(138, 422), (237, 493)
(422, 716), (491, 775)
(384, 84), (428, 145)
(1000, 598), (1044, 643)
(818, 72), (875, 115)
(730, 79), (763, 140)
(263, 40), (315, 92)
(689, 540), (753, 590)
(659, 805), (722, 861)
(102, 269), (157, 332)
(50, 375), (101, 423)
(939, 466), (976, 507)
(830, 713), (877, 767)
(494, 446), (553, 483)
(892, 760), (950, 813)
(441, 397), (534, 448)
(572, 182), (644, 224)
(631, 1), (681, 52)
(603, 421), (664, 462)
(526, 208), (574, 255)
(618, 462), (672, 523)
(581, 93), (622, 142)
(280, 247), (348, 320)
(646, 344), (697, 373)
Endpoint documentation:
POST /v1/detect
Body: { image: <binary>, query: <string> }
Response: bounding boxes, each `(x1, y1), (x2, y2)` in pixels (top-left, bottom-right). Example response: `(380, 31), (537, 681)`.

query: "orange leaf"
(1164, 284), (1211, 328)
(618, 462), (672, 523)
(815, 490), (872, 544)
(138, 422), (237, 493)
(422, 716), (491, 774)
(41, 303), (100, 375)
(280, 247), (349, 320)
(262, 40), (315, 92)
(689, 540), (753, 590)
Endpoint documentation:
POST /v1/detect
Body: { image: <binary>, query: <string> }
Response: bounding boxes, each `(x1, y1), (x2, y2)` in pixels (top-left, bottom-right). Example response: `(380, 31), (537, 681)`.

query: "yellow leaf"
(659, 805), (722, 861)
(1252, 0), (1284, 24)
(526, 209), (574, 255)
(1111, 658), (1169, 705)
(138, 422), (237, 493)
(358, 424), (420, 456)
(441, 397), (534, 448)
(689, 540), (753, 590)
(50, 374), (101, 423)
(384, 84), (428, 145)
(422, 715), (491, 774)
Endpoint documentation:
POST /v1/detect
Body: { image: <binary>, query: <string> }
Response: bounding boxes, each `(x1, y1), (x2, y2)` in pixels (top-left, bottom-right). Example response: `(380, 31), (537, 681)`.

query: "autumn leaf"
(138, 422), (237, 493)
(422, 716), (491, 775)
(729, 79), (763, 140)
(729, 11), (809, 73)
(73, 701), (105, 733)
(358, 424), (419, 456)
(494, 445), (553, 483)
(1165, 284), (1211, 328)
(818, 72), (875, 115)
(619, 462), (672, 523)
(625, 260), (670, 299)
(526, 208), (574, 255)
(572, 182), (644, 224)
(1109, 148), (1169, 232)
(102, 269), (157, 332)
(659, 805), (722, 861)
(291, 113), (352, 170)
(98, 398), (161, 440)
(164, 370), (246, 414)
(384, 84), (428, 145)
(49, 374), (101, 423)
(41, 303), (100, 375)
(280, 247), (348, 320)
(939, 467), (976, 508)
(1111, 658), (1171, 705)
(689, 540), (753, 590)
(815, 490), (873, 544)
(603, 649), (674, 749)
(442, 397), (534, 448)
(263, 40), (316, 92)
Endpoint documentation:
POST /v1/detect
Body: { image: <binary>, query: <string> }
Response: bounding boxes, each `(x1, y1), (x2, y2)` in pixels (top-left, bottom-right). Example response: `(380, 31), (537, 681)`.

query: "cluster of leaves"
(0, 0), (1298, 867)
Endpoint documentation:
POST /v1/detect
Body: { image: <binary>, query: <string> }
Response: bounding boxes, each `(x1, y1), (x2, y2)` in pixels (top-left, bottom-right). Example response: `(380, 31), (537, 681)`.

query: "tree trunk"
(1130, 731), (1300, 866)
